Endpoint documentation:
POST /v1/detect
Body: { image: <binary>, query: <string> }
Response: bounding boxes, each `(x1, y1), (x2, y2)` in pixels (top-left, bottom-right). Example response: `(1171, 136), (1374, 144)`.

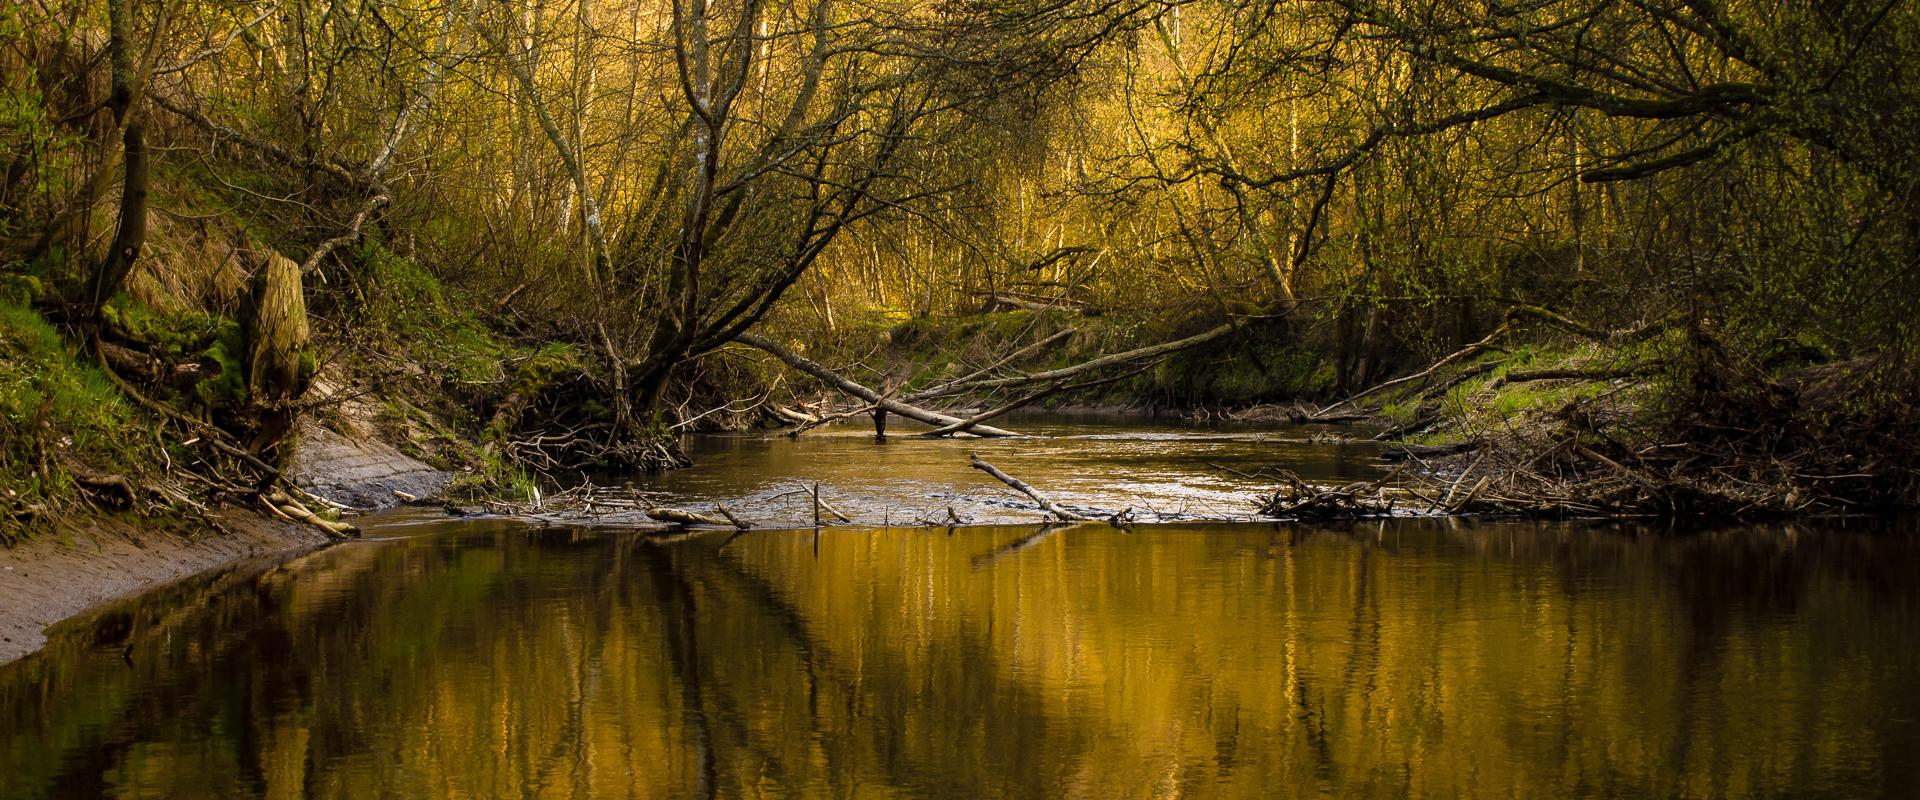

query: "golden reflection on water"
(4, 520), (1920, 798)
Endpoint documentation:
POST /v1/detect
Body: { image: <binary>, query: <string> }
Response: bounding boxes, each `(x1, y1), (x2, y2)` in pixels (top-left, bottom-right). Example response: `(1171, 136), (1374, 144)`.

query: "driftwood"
(647, 507), (733, 527)
(265, 491), (358, 537)
(969, 454), (1094, 521)
(735, 333), (1023, 436)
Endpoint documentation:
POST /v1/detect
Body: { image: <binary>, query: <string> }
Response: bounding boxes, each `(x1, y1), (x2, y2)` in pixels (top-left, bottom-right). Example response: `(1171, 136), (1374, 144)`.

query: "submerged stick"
(808, 483), (853, 524)
(968, 454), (1094, 521)
(713, 505), (751, 530)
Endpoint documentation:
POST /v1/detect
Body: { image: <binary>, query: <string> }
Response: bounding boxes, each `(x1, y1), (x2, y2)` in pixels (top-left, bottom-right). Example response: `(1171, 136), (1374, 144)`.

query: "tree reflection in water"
(4, 518), (1920, 799)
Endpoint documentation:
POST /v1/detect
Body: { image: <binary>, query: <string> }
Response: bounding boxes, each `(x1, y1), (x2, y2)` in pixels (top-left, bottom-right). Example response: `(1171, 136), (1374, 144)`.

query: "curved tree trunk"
(82, 0), (150, 325)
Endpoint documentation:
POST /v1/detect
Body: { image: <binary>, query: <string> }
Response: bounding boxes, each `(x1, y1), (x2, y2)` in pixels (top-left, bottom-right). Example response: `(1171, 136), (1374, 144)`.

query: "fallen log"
(977, 292), (1084, 314)
(922, 365), (1150, 438)
(917, 322), (1236, 398)
(906, 328), (1076, 401)
(1495, 365), (1655, 386)
(735, 333), (1022, 437)
(969, 454), (1093, 521)
(647, 507), (733, 527)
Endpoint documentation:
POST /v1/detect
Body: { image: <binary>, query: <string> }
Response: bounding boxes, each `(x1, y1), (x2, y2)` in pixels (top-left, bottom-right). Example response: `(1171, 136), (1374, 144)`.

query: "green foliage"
(358, 243), (510, 386)
(101, 295), (247, 409)
(0, 301), (152, 537)
(1149, 327), (1335, 405)
(0, 46), (83, 239)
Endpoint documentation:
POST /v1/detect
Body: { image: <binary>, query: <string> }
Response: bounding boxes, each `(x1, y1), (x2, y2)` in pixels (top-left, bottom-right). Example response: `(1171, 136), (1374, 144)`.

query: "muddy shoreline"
(0, 421), (453, 666)
(0, 512), (328, 665)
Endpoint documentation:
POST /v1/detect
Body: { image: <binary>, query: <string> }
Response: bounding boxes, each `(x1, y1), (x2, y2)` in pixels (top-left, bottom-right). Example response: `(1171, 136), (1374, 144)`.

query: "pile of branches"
(1257, 467), (1413, 519)
(475, 482), (750, 528)
(1355, 352), (1920, 519)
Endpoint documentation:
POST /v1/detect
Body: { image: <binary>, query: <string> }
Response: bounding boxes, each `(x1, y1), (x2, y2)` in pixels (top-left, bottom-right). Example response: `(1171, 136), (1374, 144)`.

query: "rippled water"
(5, 417), (1920, 799)
(559, 412), (1383, 527)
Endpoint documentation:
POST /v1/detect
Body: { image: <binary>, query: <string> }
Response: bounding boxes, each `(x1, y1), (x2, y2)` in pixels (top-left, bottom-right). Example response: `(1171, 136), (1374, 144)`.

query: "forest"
(4, 0), (1920, 537)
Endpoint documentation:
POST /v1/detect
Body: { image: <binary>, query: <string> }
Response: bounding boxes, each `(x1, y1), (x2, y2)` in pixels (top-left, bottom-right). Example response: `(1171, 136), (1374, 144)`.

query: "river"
(3, 414), (1918, 798)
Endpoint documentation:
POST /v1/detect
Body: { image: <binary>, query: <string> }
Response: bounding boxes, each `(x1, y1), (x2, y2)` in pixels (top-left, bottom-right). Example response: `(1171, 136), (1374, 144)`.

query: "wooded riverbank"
(6, 0), (1920, 545)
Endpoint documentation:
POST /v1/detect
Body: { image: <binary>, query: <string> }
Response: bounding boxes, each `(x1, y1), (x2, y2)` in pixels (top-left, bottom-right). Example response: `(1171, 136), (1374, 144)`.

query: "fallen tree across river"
(736, 322), (1236, 437)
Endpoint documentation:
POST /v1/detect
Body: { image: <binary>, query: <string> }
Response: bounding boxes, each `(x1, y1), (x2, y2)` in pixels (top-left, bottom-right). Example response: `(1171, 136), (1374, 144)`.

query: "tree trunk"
(244, 251), (312, 458)
(83, 0), (149, 324)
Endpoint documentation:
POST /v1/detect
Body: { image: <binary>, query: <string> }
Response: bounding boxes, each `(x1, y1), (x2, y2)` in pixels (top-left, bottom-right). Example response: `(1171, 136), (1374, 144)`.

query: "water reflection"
(4, 519), (1920, 798)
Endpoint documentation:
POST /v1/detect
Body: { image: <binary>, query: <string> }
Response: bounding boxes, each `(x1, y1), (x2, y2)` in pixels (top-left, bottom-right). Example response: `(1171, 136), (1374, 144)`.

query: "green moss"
(0, 273), (42, 306)
(193, 329), (247, 408)
(101, 294), (248, 409)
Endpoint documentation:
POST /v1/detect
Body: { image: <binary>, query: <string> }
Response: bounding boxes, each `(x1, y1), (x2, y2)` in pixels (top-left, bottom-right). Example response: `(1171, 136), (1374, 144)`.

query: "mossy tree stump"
(243, 251), (313, 459)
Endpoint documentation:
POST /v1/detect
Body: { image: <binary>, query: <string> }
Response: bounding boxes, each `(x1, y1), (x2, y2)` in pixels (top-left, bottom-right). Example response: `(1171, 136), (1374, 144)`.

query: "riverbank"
(0, 416), (453, 666)
(0, 511), (324, 665)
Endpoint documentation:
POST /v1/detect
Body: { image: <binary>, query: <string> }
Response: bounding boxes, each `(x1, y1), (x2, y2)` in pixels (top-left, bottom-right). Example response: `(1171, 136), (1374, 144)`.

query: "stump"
(243, 250), (312, 458)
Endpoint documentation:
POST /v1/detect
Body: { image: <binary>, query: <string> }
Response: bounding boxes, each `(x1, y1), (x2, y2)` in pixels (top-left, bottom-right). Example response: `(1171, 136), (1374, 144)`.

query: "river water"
(4, 415), (1920, 798)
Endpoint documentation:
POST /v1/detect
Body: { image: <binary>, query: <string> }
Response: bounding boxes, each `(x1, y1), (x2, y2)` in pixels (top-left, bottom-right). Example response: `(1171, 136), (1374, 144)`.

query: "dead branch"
(907, 327), (1076, 401)
(713, 505), (750, 529)
(968, 454), (1093, 521)
(1331, 319), (1517, 410)
(922, 364), (1150, 437)
(735, 333), (1022, 436)
(1495, 365), (1656, 386)
(299, 191), (390, 276)
(916, 322), (1236, 399)
(808, 483), (854, 524)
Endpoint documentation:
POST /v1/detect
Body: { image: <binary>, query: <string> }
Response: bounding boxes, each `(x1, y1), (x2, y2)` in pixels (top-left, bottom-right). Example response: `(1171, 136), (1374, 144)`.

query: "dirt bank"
(0, 420), (453, 666)
(0, 513), (326, 665)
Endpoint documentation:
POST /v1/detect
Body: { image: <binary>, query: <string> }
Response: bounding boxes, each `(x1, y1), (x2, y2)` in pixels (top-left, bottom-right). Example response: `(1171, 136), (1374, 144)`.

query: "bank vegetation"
(3, 0), (1919, 536)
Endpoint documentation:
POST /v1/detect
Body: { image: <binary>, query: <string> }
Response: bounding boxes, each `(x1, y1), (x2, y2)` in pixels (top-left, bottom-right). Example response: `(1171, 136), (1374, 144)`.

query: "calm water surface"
(4, 417), (1920, 798)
